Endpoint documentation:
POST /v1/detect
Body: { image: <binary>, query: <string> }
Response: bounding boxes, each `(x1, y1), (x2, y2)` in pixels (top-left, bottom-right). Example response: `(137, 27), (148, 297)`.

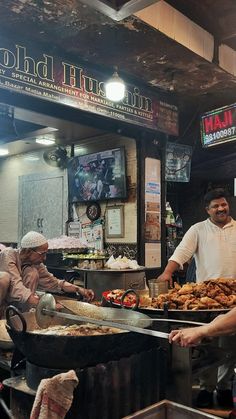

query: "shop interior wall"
(0, 133), (137, 245)
(0, 150), (66, 244)
(74, 135), (137, 244)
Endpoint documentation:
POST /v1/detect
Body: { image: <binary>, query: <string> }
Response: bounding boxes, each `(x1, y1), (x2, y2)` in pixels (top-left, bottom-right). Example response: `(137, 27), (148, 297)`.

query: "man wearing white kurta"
(158, 188), (236, 408)
(169, 217), (236, 281)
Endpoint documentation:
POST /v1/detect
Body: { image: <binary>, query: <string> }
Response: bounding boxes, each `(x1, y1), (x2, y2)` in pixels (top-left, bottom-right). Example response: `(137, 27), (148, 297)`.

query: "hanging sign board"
(165, 142), (192, 182)
(200, 103), (236, 147)
(0, 37), (178, 135)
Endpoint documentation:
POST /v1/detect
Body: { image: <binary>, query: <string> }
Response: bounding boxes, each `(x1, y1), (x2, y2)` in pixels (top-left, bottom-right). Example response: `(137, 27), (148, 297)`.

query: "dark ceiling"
(166, 0), (236, 50)
(87, 0), (236, 51)
(1, 0), (235, 107)
(0, 0), (236, 170)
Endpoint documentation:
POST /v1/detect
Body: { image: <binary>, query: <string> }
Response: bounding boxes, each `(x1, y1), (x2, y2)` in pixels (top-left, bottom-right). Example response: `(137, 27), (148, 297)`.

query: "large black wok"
(6, 305), (155, 369)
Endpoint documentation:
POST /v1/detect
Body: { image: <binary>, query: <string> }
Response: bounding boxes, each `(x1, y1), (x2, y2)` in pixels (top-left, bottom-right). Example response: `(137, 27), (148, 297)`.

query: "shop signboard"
(0, 37), (178, 135)
(201, 103), (236, 147)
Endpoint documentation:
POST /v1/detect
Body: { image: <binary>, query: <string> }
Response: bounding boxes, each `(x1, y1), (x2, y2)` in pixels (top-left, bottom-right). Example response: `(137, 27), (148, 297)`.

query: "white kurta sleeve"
(169, 225), (199, 269)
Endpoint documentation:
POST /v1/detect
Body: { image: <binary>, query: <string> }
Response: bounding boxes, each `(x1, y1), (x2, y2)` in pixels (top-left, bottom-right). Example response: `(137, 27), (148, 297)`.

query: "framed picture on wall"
(106, 205), (124, 238)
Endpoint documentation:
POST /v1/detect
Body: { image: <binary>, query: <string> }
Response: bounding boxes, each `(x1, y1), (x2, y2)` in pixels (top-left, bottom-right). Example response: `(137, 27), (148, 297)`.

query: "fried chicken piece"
(167, 302), (177, 309)
(151, 294), (169, 308)
(223, 280), (236, 293)
(150, 299), (159, 308)
(183, 298), (196, 310)
(193, 283), (208, 297)
(176, 304), (185, 310)
(173, 282), (181, 291)
(200, 296), (222, 308)
(168, 288), (179, 295)
(225, 295), (236, 306)
(170, 294), (194, 305)
(178, 283), (195, 295)
(207, 278), (236, 294)
(155, 294), (170, 303)
(149, 277), (236, 310)
(206, 284), (223, 299)
(200, 296), (215, 304)
(215, 294), (233, 307)
(216, 278), (234, 286)
(217, 283), (233, 295)
(168, 290), (179, 296)
(190, 302), (209, 310)
(230, 282), (236, 293)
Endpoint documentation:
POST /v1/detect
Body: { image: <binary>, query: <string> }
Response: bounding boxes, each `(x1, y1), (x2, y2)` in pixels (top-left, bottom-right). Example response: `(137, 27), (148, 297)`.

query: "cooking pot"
(5, 305), (155, 369)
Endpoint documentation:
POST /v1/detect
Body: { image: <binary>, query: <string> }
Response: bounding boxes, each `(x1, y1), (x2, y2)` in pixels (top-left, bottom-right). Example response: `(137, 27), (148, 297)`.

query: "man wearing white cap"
(0, 231), (94, 312)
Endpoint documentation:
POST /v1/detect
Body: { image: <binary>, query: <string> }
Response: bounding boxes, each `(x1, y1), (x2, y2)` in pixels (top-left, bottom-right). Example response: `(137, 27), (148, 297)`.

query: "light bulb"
(0, 149), (9, 156)
(36, 138), (55, 146)
(105, 70), (125, 102)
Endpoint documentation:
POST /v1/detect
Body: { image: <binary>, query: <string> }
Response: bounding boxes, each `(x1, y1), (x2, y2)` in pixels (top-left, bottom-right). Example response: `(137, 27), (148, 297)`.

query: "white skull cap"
(21, 231), (47, 249)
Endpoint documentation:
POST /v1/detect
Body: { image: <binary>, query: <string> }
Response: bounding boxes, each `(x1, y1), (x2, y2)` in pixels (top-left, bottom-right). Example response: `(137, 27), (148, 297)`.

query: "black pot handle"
(5, 305), (27, 333)
(101, 295), (109, 307)
(108, 297), (119, 308)
(120, 289), (140, 310)
(163, 302), (169, 318)
(101, 295), (119, 308)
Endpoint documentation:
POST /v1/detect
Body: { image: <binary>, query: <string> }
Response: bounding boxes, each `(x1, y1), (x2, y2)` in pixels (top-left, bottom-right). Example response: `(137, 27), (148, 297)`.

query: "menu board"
(157, 101), (179, 136)
(201, 103), (236, 147)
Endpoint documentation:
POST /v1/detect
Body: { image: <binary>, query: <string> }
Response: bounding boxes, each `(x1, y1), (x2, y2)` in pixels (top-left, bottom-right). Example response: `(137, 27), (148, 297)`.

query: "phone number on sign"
(204, 127), (236, 143)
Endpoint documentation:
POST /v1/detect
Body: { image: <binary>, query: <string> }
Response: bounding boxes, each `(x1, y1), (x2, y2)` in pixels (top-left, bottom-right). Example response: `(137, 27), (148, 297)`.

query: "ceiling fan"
(43, 147), (68, 169)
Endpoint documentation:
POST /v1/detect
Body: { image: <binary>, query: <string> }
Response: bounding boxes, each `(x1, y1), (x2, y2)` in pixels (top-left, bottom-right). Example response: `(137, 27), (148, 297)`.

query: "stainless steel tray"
(123, 399), (220, 418)
(102, 293), (230, 322)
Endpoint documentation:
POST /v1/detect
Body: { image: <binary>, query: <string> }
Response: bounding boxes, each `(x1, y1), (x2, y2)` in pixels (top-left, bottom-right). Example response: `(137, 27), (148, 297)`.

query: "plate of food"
(102, 289), (137, 308)
(102, 279), (236, 322)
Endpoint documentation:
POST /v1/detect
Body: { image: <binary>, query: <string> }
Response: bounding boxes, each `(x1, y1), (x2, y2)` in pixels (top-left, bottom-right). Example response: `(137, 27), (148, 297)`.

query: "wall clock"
(86, 202), (101, 221)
